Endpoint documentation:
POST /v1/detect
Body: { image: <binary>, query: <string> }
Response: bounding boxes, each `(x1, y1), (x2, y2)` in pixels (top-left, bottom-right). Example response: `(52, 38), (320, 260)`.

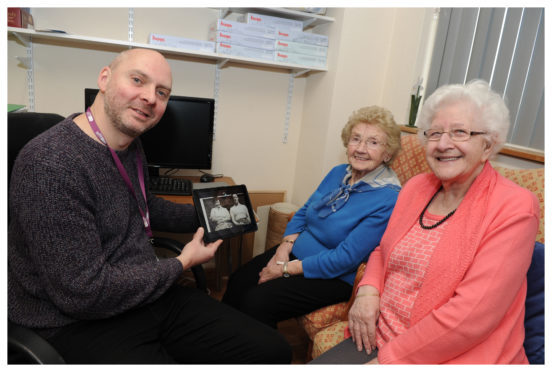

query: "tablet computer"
(192, 184), (258, 243)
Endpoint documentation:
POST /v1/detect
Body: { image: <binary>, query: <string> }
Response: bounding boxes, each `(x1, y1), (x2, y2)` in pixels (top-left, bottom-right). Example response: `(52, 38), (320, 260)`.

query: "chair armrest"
(8, 320), (65, 364)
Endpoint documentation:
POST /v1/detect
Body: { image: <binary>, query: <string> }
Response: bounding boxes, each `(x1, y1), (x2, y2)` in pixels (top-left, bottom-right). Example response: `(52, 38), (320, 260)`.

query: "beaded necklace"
(419, 186), (457, 230)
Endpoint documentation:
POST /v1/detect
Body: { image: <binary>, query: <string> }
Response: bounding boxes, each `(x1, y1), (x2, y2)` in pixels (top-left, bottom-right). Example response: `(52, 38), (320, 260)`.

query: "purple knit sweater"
(8, 115), (199, 336)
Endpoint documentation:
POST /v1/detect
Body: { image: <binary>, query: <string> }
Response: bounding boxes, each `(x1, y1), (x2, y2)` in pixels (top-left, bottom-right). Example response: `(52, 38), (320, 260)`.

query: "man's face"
(101, 49), (172, 138)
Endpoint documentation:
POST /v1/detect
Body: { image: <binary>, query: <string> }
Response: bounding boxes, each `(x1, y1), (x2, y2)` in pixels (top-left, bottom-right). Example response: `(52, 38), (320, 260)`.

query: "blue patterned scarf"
(313, 164), (401, 218)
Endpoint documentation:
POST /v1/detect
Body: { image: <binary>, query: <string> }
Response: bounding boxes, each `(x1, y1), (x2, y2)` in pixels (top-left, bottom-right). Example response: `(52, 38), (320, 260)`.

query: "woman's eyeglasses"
(423, 129), (486, 142)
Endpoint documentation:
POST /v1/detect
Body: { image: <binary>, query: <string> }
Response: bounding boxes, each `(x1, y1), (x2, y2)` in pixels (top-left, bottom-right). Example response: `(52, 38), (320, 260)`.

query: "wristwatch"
(282, 261), (291, 278)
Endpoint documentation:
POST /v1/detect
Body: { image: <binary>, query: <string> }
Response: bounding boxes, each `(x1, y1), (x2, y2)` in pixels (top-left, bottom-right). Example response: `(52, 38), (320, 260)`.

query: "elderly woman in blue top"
(222, 106), (402, 328)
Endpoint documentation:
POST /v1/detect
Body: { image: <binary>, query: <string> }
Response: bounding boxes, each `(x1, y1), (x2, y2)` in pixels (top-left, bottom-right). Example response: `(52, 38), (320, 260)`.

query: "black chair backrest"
(8, 112), (65, 182)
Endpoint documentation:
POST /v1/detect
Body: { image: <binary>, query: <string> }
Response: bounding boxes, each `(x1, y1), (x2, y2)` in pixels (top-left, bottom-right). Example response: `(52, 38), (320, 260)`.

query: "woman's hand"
(348, 285), (381, 354)
(258, 234), (299, 284)
(258, 262), (284, 284)
(176, 227), (222, 270)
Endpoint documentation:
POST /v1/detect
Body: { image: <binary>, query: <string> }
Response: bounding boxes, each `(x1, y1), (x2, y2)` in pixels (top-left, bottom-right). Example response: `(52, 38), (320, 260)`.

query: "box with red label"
(209, 18), (277, 40)
(274, 40), (328, 58)
(276, 28), (328, 47)
(216, 43), (275, 62)
(274, 51), (327, 68)
(8, 8), (34, 29)
(148, 33), (215, 53)
(209, 30), (275, 51)
(240, 12), (303, 32)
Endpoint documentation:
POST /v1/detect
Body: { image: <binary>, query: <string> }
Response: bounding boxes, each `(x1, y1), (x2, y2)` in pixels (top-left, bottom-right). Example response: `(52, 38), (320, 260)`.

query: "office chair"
(7, 111), (207, 364)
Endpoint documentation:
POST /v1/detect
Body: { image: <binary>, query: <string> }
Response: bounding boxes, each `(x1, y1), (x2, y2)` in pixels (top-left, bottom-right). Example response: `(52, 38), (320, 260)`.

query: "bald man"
(8, 48), (291, 364)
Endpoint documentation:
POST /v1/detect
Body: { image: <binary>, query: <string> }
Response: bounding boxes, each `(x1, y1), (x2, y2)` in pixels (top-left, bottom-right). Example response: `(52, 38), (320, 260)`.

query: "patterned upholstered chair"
(297, 134), (432, 353)
(304, 134), (545, 362)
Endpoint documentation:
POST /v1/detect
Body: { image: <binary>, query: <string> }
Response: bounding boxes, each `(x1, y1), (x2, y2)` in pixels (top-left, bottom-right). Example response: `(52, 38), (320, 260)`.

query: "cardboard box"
(148, 33), (215, 53)
(209, 18), (277, 40)
(8, 8), (34, 29)
(276, 28), (328, 47)
(274, 51), (327, 68)
(275, 40), (328, 57)
(240, 12), (303, 32)
(209, 30), (275, 51)
(216, 42), (275, 62)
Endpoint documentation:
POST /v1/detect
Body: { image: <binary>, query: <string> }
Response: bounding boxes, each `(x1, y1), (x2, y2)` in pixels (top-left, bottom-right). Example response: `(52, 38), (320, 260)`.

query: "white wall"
(10, 8), (533, 209)
(291, 8), (436, 205)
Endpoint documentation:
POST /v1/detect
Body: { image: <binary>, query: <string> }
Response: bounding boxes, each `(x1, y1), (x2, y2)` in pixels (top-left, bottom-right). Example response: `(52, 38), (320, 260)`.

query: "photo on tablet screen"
(193, 185), (257, 242)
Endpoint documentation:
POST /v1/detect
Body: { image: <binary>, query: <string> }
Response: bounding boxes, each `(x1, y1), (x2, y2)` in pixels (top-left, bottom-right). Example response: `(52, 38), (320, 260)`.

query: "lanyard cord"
(85, 108), (153, 238)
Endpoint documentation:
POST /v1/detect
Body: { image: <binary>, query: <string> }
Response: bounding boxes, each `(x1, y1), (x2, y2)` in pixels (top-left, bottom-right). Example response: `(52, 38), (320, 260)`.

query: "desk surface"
(156, 176), (235, 204)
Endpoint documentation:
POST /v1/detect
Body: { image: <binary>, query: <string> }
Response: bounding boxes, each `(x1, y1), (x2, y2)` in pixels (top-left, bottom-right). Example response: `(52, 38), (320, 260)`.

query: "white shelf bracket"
(217, 59), (229, 69)
(219, 8), (231, 19)
(15, 56), (32, 69)
(293, 69), (310, 78)
(282, 73), (295, 144)
(12, 31), (31, 48)
(302, 18), (316, 29)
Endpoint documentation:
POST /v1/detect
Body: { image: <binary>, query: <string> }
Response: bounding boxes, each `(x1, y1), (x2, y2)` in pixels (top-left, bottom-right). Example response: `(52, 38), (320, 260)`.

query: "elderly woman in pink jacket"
(312, 80), (539, 364)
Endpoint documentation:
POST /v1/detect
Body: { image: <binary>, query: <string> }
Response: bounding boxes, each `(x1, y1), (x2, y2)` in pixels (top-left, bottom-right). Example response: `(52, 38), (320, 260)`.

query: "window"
(426, 8), (544, 152)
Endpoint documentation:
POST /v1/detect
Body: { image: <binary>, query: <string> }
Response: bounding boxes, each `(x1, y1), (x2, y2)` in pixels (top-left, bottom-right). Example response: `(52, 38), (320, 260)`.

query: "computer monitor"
(84, 89), (214, 173)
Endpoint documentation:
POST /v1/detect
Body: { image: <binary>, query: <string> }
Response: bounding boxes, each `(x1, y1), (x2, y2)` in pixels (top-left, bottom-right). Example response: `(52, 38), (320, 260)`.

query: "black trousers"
(45, 285), (291, 364)
(222, 246), (353, 329)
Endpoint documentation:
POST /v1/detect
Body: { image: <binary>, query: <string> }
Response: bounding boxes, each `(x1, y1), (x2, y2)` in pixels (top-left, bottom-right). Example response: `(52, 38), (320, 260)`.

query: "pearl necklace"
(419, 186), (457, 230)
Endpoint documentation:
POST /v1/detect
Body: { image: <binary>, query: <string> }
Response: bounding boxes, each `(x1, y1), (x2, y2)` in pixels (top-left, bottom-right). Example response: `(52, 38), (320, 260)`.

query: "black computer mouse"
(200, 174), (214, 183)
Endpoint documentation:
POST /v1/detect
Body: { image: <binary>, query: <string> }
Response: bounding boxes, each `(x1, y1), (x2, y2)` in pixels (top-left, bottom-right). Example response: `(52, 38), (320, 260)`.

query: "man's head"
(97, 48), (172, 138)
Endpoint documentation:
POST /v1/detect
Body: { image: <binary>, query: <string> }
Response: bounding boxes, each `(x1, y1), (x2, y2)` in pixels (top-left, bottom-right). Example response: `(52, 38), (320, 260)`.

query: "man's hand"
(176, 227), (221, 270)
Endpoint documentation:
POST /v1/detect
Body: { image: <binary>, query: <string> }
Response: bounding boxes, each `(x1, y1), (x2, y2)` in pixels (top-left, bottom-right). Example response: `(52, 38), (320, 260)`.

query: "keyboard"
(148, 177), (192, 196)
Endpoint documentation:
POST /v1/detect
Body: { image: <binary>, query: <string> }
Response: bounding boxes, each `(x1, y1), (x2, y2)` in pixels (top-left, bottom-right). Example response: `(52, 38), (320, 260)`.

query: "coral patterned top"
(376, 212), (448, 347)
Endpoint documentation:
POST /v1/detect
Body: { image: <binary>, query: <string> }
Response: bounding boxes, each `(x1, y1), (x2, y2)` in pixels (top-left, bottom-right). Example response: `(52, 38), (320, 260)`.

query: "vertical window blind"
(426, 8), (544, 152)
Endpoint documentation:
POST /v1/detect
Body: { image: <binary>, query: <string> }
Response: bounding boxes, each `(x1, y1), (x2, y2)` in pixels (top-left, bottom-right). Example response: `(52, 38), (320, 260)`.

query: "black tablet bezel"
(192, 184), (257, 243)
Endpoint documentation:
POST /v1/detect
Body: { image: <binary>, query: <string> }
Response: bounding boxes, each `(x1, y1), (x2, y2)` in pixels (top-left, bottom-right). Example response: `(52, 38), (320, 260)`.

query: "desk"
(156, 176), (239, 291)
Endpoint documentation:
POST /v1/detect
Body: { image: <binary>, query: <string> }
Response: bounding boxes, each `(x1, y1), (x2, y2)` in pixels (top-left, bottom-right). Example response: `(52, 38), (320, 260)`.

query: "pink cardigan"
(358, 162), (539, 364)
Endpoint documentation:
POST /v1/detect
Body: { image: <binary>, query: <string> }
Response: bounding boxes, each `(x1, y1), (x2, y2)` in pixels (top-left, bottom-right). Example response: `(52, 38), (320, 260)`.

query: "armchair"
(7, 112), (206, 363)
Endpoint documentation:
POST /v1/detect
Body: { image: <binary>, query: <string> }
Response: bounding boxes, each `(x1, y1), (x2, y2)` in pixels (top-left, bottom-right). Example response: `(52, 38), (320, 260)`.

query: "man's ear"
(97, 66), (111, 93)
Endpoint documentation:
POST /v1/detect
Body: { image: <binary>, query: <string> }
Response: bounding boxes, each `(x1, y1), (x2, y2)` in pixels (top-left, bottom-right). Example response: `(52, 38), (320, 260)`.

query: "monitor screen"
(84, 88), (214, 170)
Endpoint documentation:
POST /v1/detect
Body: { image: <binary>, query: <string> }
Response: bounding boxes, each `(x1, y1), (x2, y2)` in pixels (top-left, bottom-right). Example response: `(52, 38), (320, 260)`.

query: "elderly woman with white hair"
(312, 80), (540, 364)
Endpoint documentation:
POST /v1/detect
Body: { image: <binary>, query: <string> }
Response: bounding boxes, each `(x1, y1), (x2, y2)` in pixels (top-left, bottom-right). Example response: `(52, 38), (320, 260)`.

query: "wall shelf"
(217, 7), (335, 29)
(8, 26), (328, 74)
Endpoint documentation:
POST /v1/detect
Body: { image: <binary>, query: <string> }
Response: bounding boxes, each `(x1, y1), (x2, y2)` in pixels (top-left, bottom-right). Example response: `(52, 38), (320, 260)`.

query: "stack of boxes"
(149, 12), (329, 69)
(208, 18), (277, 62)
(211, 12), (329, 68)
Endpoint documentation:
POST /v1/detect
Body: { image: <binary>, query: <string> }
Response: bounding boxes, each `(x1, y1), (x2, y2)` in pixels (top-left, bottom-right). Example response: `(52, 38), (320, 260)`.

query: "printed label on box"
(241, 12), (303, 32)
(216, 43), (275, 62)
(276, 28), (329, 47)
(275, 51), (326, 68)
(275, 40), (328, 57)
(209, 18), (277, 40)
(149, 33), (215, 53)
(209, 31), (275, 51)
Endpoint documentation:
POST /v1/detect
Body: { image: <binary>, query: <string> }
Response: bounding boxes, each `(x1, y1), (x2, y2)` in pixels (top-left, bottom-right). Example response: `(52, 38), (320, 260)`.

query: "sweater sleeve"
(301, 191), (396, 281)
(11, 150), (183, 320)
(377, 191), (539, 364)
